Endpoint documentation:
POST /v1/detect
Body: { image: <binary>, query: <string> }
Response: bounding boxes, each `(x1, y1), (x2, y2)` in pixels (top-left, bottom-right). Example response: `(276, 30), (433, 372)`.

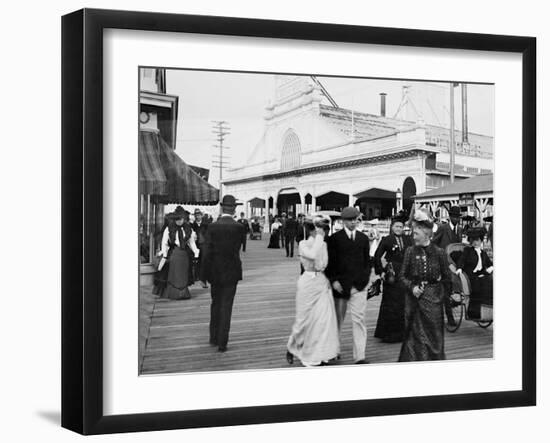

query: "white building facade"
(223, 76), (493, 232)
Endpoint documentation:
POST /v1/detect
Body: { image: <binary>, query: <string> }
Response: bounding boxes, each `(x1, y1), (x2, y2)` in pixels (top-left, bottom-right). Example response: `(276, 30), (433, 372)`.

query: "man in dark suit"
(433, 205), (463, 249)
(202, 195), (245, 352)
(236, 212), (250, 252)
(284, 212), (299, 258)
(191, 208), (209, 288)
(325, 207), (372, 364)
(432, 205), (463, 326)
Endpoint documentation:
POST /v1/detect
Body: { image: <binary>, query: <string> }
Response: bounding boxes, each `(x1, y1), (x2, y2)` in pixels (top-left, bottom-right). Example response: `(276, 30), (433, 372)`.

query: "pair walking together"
(286, 207), (371, 366)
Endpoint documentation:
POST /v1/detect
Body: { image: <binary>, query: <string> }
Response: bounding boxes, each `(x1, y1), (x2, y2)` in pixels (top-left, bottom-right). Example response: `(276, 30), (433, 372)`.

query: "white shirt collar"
(344, 226), (356, 239)
(221, 213), (233, 218)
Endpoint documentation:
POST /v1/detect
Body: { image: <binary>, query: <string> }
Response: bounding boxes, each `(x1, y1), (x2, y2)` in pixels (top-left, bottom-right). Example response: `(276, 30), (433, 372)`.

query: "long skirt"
(374, 281), (406, 343)
(467, 273), (493, 319)
(399, 283), (445, 362)
(164, 248), (191, 300)
(287, 272), (340, 366)
(268, 230), (280, 248)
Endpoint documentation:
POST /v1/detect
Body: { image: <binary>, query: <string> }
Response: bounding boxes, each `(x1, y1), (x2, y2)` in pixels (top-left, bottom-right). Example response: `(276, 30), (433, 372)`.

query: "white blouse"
(160, 226), (199, 258)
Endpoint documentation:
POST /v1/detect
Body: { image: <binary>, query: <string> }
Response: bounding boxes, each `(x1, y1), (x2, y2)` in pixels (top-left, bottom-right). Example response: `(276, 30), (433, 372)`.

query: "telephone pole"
(211, 120), (231, 199)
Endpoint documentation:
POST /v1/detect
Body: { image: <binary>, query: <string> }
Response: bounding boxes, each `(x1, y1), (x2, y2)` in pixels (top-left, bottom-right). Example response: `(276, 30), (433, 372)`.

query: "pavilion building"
(223, 76), (493, 232)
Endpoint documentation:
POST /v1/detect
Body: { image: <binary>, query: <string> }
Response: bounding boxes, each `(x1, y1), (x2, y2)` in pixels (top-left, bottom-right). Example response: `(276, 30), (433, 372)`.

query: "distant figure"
(286, 214), (339, 366)
(373, 212), (412, 343)
(160, 206), (200, 300)
(268, 217), (282, 249)
(284, 212), (299, 258)
(432, 205), (463, 327)
(191, 208), (209, 288)
(236, 212), (251, 252)
(280, 212), (288, 249)
(325, 207), (372, 364)
(202, 195), (245, 352)
(455, 227), (493, 320)
(399, 209), (452, 362)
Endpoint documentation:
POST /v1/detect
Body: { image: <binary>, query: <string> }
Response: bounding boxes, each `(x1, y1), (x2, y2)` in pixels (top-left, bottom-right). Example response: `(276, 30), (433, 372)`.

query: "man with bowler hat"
(325, 207), (372, 364)
(236, 212), (250, 252)
(202, 195), (245, 352)
(433, 205), (463, 326)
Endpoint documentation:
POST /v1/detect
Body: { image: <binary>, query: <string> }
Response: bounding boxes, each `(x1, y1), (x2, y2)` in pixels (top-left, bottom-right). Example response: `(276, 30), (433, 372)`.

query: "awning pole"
(450, 83), (456, 183)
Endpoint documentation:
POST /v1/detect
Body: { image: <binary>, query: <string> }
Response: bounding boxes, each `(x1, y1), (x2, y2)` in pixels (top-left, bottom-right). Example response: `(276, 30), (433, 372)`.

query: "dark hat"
(341, 206), (360, 220)
(169, 206), (187, 220)
(194, 208), (202, 215)
(449, 206), (461, 217)
(391, 210), (408, 225)
(467, 226), (486, 241)
(221, 194), (238, 207)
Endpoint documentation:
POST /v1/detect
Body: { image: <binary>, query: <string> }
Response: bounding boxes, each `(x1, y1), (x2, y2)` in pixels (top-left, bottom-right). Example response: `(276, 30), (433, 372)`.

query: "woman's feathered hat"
(413, 207), (434, 230)
(305, 213), (331, 228)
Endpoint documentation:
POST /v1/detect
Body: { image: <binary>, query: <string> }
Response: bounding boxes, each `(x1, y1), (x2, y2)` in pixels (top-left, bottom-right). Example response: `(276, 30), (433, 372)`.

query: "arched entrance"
(276, 188), (301, 215)
(316, 191), (348, 212)
(402, 177), (417, 214)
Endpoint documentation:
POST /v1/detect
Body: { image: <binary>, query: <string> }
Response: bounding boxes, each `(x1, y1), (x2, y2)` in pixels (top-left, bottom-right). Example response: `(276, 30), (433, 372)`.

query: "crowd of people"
(285, 205), (494, 366)
(149, 196), (493, 364)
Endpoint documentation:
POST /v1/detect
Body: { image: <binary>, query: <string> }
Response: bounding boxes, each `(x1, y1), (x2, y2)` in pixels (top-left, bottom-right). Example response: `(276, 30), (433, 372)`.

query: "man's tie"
(397, 236), (403, 250)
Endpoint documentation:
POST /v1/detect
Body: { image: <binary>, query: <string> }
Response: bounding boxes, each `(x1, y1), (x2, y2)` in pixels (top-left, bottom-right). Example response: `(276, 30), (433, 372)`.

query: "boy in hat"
(325, 207), (372, 364)
(201, 195), (245, 352)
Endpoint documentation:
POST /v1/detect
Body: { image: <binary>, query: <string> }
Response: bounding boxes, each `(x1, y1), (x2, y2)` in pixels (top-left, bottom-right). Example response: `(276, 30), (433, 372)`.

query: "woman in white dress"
(286, 215), (340, 367)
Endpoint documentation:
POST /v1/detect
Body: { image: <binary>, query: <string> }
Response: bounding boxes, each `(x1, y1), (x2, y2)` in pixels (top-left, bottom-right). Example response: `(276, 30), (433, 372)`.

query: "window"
(280, 130), (301, 171)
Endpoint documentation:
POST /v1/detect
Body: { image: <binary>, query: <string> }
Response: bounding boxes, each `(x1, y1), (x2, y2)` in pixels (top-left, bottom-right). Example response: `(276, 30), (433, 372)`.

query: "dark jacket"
(456, 246), (493, 277)
(325, 229), (372, 299)
(432, 222), (463, 251)
(374, 233), (413, 276)
(191, 220), (209, 246)
(284, 218), (299, 238)
(237, 218), (250, 233)
(202, 216), (245, 286)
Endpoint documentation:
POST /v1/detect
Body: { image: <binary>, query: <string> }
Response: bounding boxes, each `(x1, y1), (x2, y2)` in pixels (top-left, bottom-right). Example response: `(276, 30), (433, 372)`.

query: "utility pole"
(449, 83), (457, 183)
(211, 120), (231, 199)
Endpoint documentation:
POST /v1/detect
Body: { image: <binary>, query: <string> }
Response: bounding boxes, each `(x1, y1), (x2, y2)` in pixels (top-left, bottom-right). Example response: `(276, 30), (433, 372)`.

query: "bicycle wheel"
(445, 296), (464, 333)
(477, 320), (493, 328)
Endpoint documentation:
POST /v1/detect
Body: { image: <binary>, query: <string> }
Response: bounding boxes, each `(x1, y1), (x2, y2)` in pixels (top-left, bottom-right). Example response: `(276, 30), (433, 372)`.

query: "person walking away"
(202, 195), (245, 352)
(373, 212), (412, 343)
(159, 206), (200, 300)
(268, 217), (282, 249)
(398, 209), (452, 361)
(455, 227), (493, 320)
(191, 208), (209, 288)
(325, 207), (372, 364)
(432, 205), (463, 327)
(237, 212), (250, 252)
(284, 212), (299, 258)
(286, 215), (340, 366)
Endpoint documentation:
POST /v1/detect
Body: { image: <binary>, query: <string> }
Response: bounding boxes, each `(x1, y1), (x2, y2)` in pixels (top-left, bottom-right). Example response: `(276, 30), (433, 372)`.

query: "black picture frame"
(61, 8), (536, 435)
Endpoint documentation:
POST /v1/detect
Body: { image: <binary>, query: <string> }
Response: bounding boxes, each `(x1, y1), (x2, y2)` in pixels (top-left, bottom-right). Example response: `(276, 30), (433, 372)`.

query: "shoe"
(200, 281), (209, 289)
(218, 346), (227, 353)
(286, 351), (294, 365)
(355, 359), (370, 364)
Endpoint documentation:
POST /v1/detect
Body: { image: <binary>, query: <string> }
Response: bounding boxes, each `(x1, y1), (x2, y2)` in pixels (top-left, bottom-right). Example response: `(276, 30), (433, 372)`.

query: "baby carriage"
(250, 220), (262, 240)
(445, 243), (493, 332)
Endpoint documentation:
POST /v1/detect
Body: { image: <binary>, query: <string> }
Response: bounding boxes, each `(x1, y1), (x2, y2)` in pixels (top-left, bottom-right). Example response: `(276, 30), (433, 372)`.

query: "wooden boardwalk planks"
(140, 237), (493, 375)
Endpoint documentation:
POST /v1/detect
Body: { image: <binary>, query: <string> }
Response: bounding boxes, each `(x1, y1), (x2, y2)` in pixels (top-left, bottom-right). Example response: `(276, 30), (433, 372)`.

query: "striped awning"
(139, 130), (167, 195)
(157, 136), (219, 205)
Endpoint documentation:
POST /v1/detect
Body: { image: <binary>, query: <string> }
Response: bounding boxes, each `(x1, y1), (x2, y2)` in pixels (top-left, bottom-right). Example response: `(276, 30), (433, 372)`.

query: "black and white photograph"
(138, 68), (495, 374)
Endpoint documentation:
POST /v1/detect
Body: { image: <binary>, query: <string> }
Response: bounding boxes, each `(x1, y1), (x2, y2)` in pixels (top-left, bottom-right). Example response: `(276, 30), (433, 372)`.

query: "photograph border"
(61, 8), (536, 435)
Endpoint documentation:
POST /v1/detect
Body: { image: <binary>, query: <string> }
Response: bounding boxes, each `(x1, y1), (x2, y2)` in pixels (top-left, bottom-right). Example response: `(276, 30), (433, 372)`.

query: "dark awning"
(354, 187), (396, 200)
(156, 136), (219, 205)
(249, 197), (266, 208)
(139, 130), (168, 195)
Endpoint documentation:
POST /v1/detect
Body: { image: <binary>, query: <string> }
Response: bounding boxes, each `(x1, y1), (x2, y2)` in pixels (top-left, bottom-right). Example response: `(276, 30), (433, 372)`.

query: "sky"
(165, 69), (494, 187)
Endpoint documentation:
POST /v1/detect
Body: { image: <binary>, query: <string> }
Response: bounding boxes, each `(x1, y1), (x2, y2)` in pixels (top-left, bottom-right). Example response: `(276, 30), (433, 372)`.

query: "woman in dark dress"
(399, 210), (452, 362)
(374, 213), (412, 343)
(159, 207), (200, 300)
(455, 227), (493, 319)
(268, 217), (282, 249)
